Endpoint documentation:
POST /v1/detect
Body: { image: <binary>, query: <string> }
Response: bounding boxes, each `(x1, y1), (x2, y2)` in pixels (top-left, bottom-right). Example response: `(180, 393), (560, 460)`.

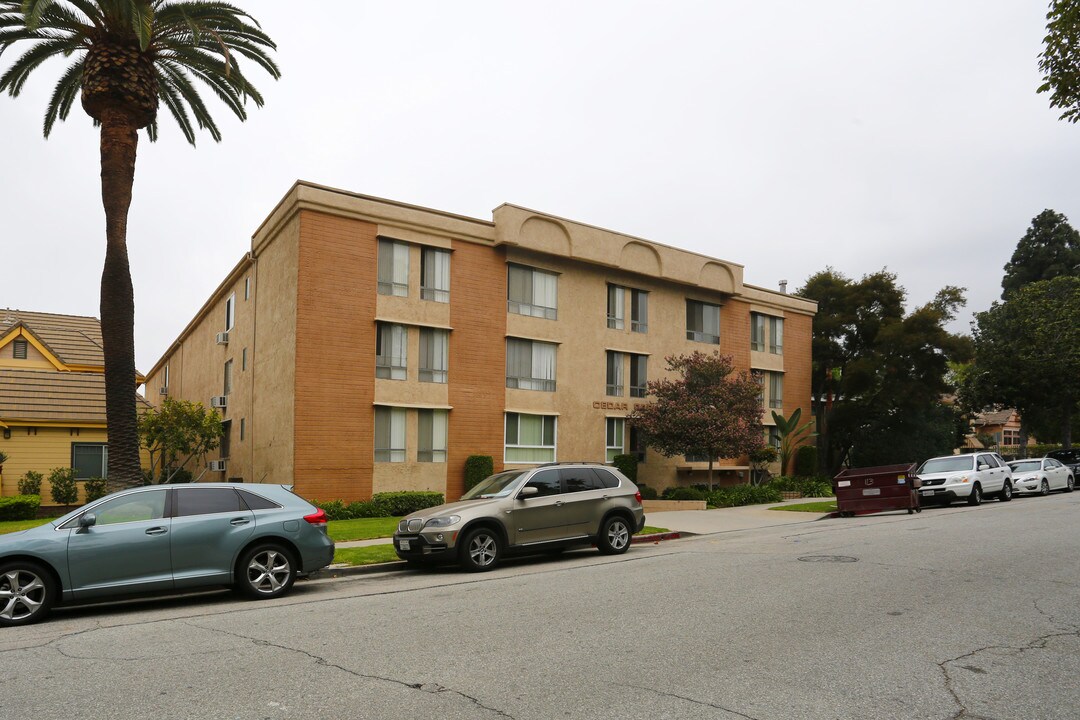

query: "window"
(223, 359), (233, 395)
(508, 264), (557, 319)
(238, 489), (280, 511)
(607, 285), (625, 329)
(593, 467), (622, 488)
(85, 490), (165, 526)
(72, 443), (107, 479)
(377, 239), (409, 296)
(629, 426), (646, 463)
(220, 420), (231, 459)
(631, 289), (648, 333)
(376, 322), (408, 380)
(421, 248), (450, 302)
(418, 409), (448, 463)
(608, 285), (648, 332)
(630, 354), (647, 398)
(506, 338), (556, 391)
(522, 468), (561, 496)
(686, 300), (720, 344)
(769, 372), (783, 409)
(768, 426), (781, 450)
(419, 328), (448, 383)
(1003, 429), (1020, 446)
(606, 351), (624, 396)
(12, 339), (28, 359)
(244, 276), (251, 300)
(606, 417), (625, 463)
(561, 467), (600, 493)
(240, 418), (246, 442)
(163, 364), (170, 389)
(176, 488), (243, 516)
(375, 407), (406, 462)
(751, 313), (766, 352)
(752, 370), (765, 408)
(225, 293), (235, 331)
(505, 413), (556, 463)
(770, 316), (784, 355)
(242, 348), (247, 371)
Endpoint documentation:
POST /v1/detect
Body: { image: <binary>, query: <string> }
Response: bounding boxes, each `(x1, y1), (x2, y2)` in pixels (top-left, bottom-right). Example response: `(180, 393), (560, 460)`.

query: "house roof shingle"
(0, 309), (104, 367)
(0, 368), (151, 424)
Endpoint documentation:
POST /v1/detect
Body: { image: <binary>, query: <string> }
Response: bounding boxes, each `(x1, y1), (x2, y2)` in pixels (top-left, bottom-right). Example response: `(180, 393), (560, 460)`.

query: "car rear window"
(590, 468), (621, 488)
(238, 490), (281, 511)
(175, 488), (244, 516)
(560, 468), (600, 492)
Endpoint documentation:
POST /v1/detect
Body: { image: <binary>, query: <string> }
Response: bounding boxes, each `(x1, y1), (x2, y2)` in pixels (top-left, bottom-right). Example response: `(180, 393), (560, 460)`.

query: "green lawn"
(0, 518), (53, 534)
(332, 545), (400, 566)
(768, 501), (837, 513)
(326, 517), (399, 542)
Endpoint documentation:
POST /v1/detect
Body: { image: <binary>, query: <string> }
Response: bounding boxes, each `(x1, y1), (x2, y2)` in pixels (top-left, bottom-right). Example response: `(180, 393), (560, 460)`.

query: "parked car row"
(915, 451), (1075, 506)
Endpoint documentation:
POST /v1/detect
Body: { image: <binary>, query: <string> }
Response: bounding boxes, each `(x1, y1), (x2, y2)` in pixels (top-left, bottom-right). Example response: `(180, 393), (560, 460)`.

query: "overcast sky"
(2, 1), (1078, 375)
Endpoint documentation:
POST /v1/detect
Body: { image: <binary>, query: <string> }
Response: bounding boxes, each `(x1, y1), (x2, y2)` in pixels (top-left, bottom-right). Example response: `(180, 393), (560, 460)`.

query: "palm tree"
(0, 1), (278, 486)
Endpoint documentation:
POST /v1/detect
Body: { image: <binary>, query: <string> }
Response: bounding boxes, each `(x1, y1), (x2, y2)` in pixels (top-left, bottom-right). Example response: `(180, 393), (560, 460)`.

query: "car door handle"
(554, 501), (564, 506)
(230, 518), (250, 526)
(145, 527), (168, 536)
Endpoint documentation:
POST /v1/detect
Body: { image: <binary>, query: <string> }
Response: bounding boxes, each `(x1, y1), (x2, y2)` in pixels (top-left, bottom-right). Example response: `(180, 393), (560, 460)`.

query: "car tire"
(966, 483), (982, 506)
(459, 527), (501, 572)
(0, 561), (56, 627)
(1040, 479), (1050, 496)
(998, 482), (1013, 502)
(597, 515), (632, 555)
(236, 543), (297, 600)
(1066, 475), (1075, 493)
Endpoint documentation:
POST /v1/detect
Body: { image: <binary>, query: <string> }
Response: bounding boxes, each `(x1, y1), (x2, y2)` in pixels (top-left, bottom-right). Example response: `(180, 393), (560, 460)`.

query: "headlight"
(423, 515), (461, 529)
(952, 476), (970, 484)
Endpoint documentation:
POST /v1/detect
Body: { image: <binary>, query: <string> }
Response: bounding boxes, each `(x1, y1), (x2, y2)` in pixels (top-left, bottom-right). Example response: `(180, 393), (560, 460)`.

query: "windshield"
(1009, 460), (1042, 473)
(461, 470), (528, 500)
(918, 456), (973, 474)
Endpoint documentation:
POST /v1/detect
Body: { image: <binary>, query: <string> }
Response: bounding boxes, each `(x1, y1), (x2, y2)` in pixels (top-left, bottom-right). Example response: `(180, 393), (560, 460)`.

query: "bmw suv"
(916, 452), (1013, 506)
(393, 463), (646, 571)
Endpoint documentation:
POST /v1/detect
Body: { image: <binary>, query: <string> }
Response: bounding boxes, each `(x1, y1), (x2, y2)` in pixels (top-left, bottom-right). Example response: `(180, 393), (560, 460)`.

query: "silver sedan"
(1007, 457), (1075, 496)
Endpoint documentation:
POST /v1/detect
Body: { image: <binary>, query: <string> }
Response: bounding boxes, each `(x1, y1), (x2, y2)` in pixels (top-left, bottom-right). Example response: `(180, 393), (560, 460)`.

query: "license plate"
(399, 540), (411, 551)
(862, 488), (881, 496)
(920, 489), (933, 495)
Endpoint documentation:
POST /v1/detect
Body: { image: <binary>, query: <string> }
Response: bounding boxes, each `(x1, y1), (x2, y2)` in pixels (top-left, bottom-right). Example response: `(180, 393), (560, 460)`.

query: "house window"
(607, 285), (625, 329)
(242, 348), (247, 371)
(506, 338), (556, 391)
(377, 239), (409, 297)
(220, 420), (231, 459)
(630, 354), (648, 398)
(629, 426), (646, 463)
(376, 322), (408, 380)
(12, 339), (28, 359)
(505, 412), (556, 463)
(751, 313), (766, 352)
(768, 426), (781, 450)
(507, 264), (557, 319)
(72, 443), (108, 479)
(163, 364), (170, 389)
(770, 316), (784, 355)
(769, 372), (784, 409)
(223, 359), (233, 395)
(225, 293), (235, 331)
(631, 289), (648, 333)
(686, 300), (720, 344)
(240, 418), (246, 442)
(421, 248), (450, 302)
(606, 417), (625, 463)
(374, 407), (406, 462)
(606, 351), (624, 396)
(1003, 429), (1021, 446)
(418, 409), (448, 462)
(752, 370), (765, 408)
(244, 277), (251, 300)
(608, 285), (648, 332)
(685, 452), (715, 463)
(419, 328), (449, 383)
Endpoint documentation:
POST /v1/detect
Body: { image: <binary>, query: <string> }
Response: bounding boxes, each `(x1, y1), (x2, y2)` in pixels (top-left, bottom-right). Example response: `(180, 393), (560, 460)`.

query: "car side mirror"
(977, 464), (989, 471)
(518, 486), (538, 499)
(78, 513), (97, 530)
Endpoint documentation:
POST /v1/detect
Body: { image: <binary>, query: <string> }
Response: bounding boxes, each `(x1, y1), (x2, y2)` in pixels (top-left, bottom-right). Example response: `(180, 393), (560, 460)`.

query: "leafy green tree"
(48, 467), (78, 507)
(968, 277), (1080, 448)
(1039, 0), (1080, 123)
(1002, 210), (1080, 298)
(747, 445), (778, 485)
(771, 408), (814, 477)
(0, 1), (279, 486)
(798, 269), (971, 473)
(627, 351), (763, 491)
(139, 397), (223, 483)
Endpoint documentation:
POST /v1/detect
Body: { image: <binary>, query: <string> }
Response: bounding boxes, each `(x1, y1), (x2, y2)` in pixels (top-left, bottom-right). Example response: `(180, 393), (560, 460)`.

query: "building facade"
(146, 182), (816, 501)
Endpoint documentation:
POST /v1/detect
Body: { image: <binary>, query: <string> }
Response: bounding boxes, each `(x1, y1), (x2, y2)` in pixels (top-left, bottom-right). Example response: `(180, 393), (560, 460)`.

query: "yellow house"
(0, 309), (150, 500)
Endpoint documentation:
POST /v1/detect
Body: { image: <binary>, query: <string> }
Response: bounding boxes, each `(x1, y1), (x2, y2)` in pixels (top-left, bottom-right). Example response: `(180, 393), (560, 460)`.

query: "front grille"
(406, 518), (424, 533)
(921, 478), (945, 487)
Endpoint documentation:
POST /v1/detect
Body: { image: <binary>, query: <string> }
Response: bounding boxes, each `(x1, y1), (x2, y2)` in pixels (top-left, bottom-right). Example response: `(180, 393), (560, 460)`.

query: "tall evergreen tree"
(1001, 209), (1080, 299)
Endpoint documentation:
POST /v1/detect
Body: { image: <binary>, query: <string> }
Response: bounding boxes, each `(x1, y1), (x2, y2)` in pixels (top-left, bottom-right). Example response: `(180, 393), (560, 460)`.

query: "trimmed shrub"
(612, 454), (638, 483)
(637, 484), (659, 500)
(0, 495), (40, 521)
(18, 470), (43, 496)
(318, 499), (348, 521)
(48, 467), (78, 506)
(84, 476), (109, 502)
(663, 487), (707, 501)
(768, 475), (834, 498)
(794, 445), (819, 477)
(464, 455), (494, 492)
(312, 492), (445, 520)
(708, 484), (783, 508)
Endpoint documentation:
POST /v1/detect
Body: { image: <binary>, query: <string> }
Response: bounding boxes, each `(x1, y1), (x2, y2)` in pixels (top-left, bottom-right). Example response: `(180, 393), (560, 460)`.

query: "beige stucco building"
(146, 182), (816, 501)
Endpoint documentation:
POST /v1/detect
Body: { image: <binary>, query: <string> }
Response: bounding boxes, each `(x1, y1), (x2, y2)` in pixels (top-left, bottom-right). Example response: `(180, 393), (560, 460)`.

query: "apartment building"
(146, 182), (816, 501)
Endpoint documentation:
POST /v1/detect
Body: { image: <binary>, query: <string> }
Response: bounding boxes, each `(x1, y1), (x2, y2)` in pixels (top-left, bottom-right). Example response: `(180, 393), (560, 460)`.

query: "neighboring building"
(146, 182), (816, 501)
(0, 310), (149, 498)
(971, 408), (1031, 450)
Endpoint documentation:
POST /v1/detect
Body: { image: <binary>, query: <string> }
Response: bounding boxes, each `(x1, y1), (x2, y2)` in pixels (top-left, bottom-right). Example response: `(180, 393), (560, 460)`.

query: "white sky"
(2, 1), (1078, 374)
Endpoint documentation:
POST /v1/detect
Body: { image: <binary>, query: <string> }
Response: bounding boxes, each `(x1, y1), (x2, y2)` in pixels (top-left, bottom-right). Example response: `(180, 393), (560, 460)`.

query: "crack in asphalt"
(180, 620), (516, 719)
(619, 683), (762, 719)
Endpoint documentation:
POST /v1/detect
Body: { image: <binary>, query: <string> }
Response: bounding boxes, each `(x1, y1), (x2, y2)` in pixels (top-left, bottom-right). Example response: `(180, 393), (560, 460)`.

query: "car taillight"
(304, 509), (328, 525)
(635, 491), (642, 503)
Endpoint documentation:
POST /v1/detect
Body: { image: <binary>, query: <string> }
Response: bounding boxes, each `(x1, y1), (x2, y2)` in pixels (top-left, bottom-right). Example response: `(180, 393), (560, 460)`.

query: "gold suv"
(393, 463), (646, 571)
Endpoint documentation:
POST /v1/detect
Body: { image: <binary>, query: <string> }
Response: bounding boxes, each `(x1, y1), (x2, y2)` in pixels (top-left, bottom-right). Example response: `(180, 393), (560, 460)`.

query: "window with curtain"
(419, 327), (448, 383)
(752, 370), (765, 408)
(376, 322), (408, 380)
(374, 407), (406, 462)
(505, 413), (556, 463)
(606, 351), (624, 396)
(421, 247), (450, 302)
(631, 289), (648, 333)
(629, 354), (648, 398)
(769, 372), (784, 409)
(507, 264), (558, 319)
(417, 409), (448, 462)
(506, 338), (556, 391)
(606, 417), (625, 463)
(607, 285), (625, 329)
(72, 443), (108, 479)
(770, 316), (784, 355)
(686, 300), (720, 344)
(750, 313), (766, 352)
(377, 239), (409, 296)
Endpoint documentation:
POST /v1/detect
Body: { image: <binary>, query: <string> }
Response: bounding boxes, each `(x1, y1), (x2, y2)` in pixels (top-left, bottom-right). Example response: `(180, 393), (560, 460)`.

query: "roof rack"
(535, 461), (608, 467)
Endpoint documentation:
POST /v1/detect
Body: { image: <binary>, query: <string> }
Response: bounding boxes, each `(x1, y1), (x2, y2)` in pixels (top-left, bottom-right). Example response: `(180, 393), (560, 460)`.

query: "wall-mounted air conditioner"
(216, 331), (230, 345)
(207, 460), (227, 472)
(158, 386), (168, 395)
(210, 396), (227, 408)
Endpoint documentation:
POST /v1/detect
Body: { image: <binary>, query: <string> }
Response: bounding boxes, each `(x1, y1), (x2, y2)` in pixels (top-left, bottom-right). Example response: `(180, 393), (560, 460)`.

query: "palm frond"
(0, 36), (81, 95)
(155, 69), (195, 143)
(42, 54), (80, 136)
(157, 58), (221, 140)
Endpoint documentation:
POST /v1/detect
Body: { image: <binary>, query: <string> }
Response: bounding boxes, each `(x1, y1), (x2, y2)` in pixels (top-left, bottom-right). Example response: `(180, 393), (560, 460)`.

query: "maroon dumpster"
(833, 463), (921, 517)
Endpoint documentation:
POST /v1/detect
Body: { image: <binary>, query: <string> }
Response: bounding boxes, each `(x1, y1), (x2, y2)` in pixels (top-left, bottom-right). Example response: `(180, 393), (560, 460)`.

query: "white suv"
(916, 452), (1013, 506)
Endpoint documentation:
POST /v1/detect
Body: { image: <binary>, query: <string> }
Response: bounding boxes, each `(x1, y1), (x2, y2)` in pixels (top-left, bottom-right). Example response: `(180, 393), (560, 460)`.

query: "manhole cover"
(797, 555), (858, 563)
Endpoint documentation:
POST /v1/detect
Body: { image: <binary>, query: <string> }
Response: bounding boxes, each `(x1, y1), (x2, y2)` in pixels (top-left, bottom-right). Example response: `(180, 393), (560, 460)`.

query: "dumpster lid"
(834, 463), (917, 481)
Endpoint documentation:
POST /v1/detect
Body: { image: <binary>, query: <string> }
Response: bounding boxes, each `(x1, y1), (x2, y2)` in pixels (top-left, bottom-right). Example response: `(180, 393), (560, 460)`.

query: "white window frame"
(504, 412), (557, 464)
(606, 417), (625, 463)
(225, 293), (236, 331)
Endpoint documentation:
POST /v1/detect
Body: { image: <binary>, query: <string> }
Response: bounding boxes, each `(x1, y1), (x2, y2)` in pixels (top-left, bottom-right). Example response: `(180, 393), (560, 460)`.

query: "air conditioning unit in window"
(210, 395), (227, 408)
(207, 460), (227, 472)
(216, 331), (230, 345)
(158, 386), (168, 395)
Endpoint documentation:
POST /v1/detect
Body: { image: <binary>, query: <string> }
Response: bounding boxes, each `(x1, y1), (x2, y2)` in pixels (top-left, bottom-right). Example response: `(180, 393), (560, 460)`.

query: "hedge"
(794, 445), (819, 477)
(769, 475), (834, 498)
(612, 454), (638, 483)
(0, 495), (41, 521)
(314, 491), (445, 521)
(708, 484), (783, 508)
(464, 455), (494, 492)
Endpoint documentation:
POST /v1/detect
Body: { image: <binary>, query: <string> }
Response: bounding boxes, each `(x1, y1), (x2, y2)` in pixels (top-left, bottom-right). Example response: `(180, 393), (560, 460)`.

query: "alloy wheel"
(468, 533), (498, 567)
(0, 568), (47, 624)
(606, 520), (630, 550)
(246, 549), (292, 595)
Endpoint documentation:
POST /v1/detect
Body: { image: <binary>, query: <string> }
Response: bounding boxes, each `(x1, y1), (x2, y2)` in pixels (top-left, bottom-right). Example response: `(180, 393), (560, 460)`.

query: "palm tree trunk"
(98, 107), (142, 488)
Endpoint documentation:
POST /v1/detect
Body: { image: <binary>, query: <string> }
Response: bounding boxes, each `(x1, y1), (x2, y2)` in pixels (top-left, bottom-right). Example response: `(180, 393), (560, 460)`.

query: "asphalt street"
(2, 492), (1078, 720)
